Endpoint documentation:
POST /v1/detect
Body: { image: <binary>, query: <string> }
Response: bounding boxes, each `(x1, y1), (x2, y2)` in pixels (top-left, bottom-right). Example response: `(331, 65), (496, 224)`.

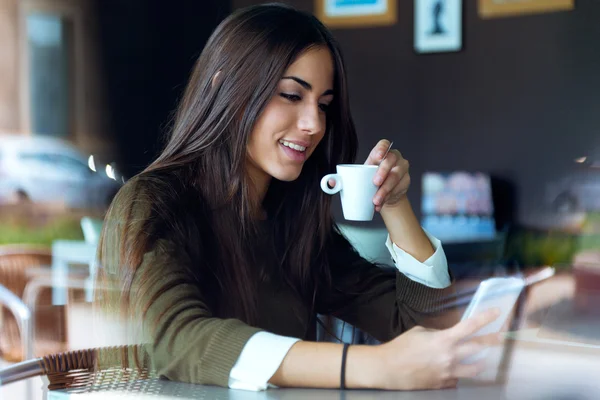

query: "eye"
(319, 103), (330, 113)
(280, 93), (301, 102)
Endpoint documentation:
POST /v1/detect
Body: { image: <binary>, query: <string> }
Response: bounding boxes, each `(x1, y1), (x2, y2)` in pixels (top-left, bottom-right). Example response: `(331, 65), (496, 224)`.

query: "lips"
(279, 141), (307, 162)
(279, 139), (308, 152)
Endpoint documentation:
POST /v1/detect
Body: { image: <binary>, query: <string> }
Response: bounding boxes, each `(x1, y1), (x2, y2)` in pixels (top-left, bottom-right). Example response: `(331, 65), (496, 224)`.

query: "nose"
(297, 104), (324, 136)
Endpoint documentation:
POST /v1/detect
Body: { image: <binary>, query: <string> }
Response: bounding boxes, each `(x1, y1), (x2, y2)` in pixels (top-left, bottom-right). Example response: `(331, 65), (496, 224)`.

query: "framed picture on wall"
(414, 0), (462, 54)
(478, 0), (574, 19)
(315, 0), (397, 28)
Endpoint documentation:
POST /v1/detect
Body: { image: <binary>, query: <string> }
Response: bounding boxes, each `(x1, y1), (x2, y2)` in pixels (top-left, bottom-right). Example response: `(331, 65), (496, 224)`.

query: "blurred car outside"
(0, 133), (123, 210)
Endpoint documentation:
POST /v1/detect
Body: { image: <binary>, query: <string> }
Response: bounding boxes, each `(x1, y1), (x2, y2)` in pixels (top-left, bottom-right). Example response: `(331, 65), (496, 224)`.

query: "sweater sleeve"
(315, 228), (457, 343)
(130, 240), (262, 386)
(95, 179), (262, 387)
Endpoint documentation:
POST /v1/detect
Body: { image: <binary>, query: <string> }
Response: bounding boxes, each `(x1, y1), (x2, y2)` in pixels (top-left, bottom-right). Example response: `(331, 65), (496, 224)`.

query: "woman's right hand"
(358, 308), (502, 390)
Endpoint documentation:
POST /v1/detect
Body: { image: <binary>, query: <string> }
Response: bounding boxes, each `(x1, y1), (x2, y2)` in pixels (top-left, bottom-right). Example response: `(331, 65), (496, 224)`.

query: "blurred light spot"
(88, 155), (96, 172)
(575, 156), (587, 164)
(106, 164), (116, 180)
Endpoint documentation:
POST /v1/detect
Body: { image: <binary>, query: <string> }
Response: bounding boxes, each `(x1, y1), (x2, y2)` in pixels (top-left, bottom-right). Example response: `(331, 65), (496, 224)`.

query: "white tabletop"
(46, 338), (600, 400)
(41, 380), (560, 400)
(45, 378), (599, 400)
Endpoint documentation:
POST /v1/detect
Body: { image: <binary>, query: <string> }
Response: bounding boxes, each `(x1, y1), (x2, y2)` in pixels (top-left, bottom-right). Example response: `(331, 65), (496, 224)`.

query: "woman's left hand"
(365, 139), (410, 212)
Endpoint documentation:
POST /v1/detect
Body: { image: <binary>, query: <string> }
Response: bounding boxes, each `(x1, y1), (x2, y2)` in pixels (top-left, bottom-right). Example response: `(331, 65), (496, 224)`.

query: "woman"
(96, 3), (499, 392)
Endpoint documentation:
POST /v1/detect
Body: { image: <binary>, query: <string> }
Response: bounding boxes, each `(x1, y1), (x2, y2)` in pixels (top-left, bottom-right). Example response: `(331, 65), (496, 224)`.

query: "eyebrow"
(282, 76), (334, 96)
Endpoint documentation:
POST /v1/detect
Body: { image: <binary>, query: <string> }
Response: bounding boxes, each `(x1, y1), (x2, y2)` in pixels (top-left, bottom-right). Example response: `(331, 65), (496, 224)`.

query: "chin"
(272, 168), (303, 182)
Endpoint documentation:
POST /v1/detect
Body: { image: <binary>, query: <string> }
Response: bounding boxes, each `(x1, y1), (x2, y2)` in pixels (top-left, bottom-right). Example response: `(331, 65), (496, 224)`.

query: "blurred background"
(1, 0), (600, 398)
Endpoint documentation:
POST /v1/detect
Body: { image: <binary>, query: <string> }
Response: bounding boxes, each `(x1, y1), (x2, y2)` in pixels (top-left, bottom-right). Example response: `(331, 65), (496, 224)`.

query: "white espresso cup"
(320, 164), (378, 221)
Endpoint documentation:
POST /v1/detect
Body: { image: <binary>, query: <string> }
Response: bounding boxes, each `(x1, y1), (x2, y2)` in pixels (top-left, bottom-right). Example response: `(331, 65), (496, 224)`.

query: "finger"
(373, 166), (401, 206)
(454, 360), (487, 378)
(468, 331), (504, 348)
(441, 378), (459, 389)
(373, 150), (405, 186)
(364, 139), (391, 166)
(328, 178), (336, 188)
(374, 169), (409, 212)
(372, 151), (398, 186)
(383, 169), (410, 201)
(455, 343), (486, 361)
(447, 308), (501, 342)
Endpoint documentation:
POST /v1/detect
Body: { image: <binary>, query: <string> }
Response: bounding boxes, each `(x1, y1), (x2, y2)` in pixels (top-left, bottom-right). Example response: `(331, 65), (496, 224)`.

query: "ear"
(211, 70), (222, 88)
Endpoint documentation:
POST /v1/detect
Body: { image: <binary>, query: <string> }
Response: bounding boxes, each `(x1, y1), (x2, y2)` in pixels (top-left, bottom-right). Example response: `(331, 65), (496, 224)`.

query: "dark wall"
(233, 0), (600, 227)
(94, 0), (230, 177)
(415, 1), (600, 227)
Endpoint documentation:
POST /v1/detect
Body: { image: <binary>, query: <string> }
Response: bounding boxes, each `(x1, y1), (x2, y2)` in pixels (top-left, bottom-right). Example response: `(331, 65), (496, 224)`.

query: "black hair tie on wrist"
(341, 343), (350, 390)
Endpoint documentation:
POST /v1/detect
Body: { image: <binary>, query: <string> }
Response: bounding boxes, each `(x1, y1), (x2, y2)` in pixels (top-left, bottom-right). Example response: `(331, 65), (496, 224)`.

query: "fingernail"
(373, 196), (381, 205)
(374, 176), (383, 185)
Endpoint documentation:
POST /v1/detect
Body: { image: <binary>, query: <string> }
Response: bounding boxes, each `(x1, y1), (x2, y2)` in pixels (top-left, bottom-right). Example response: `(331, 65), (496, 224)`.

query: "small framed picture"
(315, 0), (397, 28)
(414, 0), (462, 54)
(478, 0), (574, 19)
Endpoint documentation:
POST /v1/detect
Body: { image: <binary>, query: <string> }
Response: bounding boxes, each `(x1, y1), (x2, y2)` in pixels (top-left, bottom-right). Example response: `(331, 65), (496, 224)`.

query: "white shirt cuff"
(385, 229), (451, 289)
(228, 331), (300, 391)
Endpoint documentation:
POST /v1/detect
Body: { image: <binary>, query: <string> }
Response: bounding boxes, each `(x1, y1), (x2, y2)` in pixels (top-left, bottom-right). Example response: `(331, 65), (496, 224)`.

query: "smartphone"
(461, 276), (526, 337)
(460, 276), (525, 364)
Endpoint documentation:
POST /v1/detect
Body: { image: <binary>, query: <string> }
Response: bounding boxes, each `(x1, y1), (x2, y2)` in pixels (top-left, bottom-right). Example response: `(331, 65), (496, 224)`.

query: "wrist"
(381, 193), (409, 210)
(380, 194), (412, 222)
(344, 345), (384, 389)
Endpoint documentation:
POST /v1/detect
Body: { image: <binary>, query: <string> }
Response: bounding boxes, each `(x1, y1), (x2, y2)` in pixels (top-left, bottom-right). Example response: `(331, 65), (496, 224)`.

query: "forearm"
(269, 341), (380, 389)
(380, 195), (434, 263)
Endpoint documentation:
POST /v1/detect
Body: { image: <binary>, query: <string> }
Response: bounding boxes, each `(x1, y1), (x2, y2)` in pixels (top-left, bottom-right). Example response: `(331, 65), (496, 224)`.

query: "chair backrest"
(80, 217), (103, 245)
(0, 283), (32, 360)
(51, 240), (97, 304)
(0, 245), (51, 258)
(0, 245), (52, 297)
(51, 240), (97, 266)
(0, 344), (153, 390)
(0, 245), (65, 362)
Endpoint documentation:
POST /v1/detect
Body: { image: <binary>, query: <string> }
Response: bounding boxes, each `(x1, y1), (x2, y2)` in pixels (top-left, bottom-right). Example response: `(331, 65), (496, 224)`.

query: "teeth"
(279, 140), (307, 152)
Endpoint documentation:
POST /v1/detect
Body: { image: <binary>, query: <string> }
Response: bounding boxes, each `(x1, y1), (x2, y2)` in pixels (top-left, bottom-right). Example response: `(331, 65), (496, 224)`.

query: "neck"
(247, 168), (271, 220)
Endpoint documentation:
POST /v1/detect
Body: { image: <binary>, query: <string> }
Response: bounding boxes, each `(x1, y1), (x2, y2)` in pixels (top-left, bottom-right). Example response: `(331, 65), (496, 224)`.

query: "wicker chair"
(0, 345), (153, 391)
(0, 245), (67, 362)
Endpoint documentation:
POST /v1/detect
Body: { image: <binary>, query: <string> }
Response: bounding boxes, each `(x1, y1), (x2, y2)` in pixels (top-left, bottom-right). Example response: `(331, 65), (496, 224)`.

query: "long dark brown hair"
(97, 3), (358, 328)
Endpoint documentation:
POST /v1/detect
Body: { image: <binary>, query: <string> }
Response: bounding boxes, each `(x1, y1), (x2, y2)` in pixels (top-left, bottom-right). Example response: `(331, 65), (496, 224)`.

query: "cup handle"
(320, 174), (342, 195)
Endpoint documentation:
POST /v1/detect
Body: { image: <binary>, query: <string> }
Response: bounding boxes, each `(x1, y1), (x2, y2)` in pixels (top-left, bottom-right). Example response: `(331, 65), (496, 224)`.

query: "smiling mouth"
(278, 140), (308, 162)
(279, 139), (307, 152)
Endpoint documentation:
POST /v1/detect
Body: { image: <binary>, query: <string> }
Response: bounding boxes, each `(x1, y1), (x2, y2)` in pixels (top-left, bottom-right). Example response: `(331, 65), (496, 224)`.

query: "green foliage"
(506, 213), (600, 268)
(0, 205), (85, 245)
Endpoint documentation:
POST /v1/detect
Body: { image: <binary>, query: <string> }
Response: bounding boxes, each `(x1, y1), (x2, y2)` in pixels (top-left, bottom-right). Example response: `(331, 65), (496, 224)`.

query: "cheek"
(260, 101), (292, 132)
(247, 109), (287, 161)
(248, 110), (276, 149)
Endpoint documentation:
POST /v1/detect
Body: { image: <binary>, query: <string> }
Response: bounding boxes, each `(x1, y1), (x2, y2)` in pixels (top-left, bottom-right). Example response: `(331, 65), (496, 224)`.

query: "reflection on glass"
(88, 155), (96, 172)
(105, 164), (116, 181)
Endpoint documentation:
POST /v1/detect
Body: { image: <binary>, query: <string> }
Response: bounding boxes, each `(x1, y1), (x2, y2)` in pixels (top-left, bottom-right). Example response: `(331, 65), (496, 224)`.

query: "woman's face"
(247, 46), (334, 189)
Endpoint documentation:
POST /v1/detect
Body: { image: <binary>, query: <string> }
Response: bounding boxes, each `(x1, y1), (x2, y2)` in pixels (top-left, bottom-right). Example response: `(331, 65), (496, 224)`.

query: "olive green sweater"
(96, 180), (455, 388)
